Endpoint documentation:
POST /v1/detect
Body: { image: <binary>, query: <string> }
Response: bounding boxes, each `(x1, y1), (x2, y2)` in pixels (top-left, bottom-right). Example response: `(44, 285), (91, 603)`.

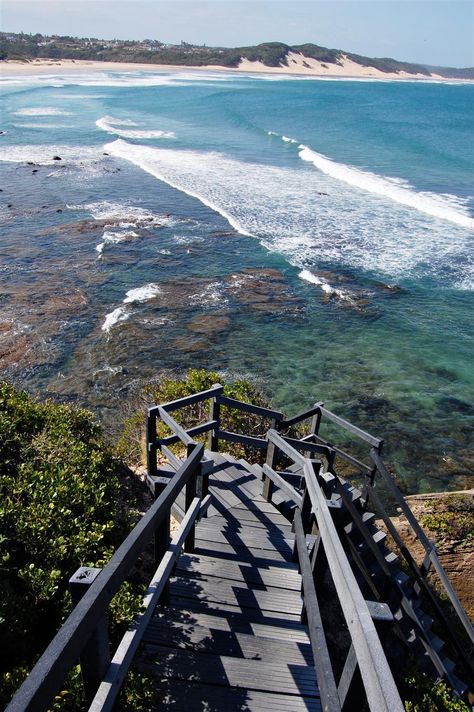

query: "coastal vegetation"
(1, 375), (472, 710)
(117, 367), (273, 467)
(0, 381), (141, 708)
(1, 31), (473, 78)
(0, 371), (271, 708)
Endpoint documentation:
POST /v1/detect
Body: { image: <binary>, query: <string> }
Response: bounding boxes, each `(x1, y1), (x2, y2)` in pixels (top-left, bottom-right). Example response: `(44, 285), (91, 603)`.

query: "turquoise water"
(0, 69), (473, 492)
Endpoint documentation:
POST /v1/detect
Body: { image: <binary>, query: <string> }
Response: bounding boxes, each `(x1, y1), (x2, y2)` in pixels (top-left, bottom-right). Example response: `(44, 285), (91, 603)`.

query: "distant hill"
(1, 32), (473, 79)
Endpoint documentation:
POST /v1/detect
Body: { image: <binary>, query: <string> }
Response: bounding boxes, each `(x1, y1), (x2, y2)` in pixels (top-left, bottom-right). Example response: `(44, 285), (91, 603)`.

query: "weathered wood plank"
(138, 645), (319, 697)
(142, 679), (322, 711)
(155, 602), (311, 643)
(169, 575), (303, 615)
(168, 595), (306, 629)
(194, 539), (292, 563)
(143, 618), (314, 663)
(176, 554), (301, 589)
(194, 525), (295, 554)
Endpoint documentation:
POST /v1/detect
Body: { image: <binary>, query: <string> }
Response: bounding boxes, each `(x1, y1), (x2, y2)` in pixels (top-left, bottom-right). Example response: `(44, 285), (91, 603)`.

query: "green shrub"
(403, 673), (470, 711)
(117, 368), (274, 467)
(0, 381), (134, 708)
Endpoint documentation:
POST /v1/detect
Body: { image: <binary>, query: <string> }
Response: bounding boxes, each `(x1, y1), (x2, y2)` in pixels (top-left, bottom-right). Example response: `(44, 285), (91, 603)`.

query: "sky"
(2, 0), (473, 67)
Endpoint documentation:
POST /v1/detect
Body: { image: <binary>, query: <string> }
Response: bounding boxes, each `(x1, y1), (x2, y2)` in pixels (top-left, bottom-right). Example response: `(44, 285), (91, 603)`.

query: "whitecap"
(95, 230), (139, 255)
(123, 283), (161, 303)
(298, 144), (474, 230)
(13, 107), (73, 116)
(102, 138), (474, 289)
(298, 269), (355, 303)
(102, 306), (129, 332)
(13, 123), (70, 130)
(96, 115), (175, 139)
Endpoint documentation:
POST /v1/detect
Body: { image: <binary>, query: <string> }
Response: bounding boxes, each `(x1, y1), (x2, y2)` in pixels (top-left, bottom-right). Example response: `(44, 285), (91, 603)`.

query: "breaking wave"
(96, 115), (176, 139)
(103, 138), (473, 287)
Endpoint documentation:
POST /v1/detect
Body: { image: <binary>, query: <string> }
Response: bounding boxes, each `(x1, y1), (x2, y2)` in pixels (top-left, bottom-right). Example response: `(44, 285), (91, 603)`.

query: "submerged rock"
(186, 314), (231, 335)
(224, 268), (302, 316)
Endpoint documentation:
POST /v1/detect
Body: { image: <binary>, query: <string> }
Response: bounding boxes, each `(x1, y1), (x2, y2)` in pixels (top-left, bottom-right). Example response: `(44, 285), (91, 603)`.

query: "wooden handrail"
(293, 509), (341, 711)
(303, 460), (404, 712)
(158, 406), (194, 446)
(263, 429), (403, 711)
(371, 449), (474, 650)
(88, 494), (211, 712)
(217, 394), (284, 421)
(6, 444), (204, 712)
(148, 385), (224, 415)
(318, 405), (383, 449)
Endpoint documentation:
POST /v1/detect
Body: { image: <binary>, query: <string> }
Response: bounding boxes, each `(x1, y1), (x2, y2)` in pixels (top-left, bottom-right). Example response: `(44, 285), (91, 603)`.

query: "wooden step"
(176, 553), (301, 590)
(144, 615), (314, 664)
(137, 645), (319, 697)
(194, 538), (293, 563)
(169, 574), (303, 616)
(137, 678), (322, 711)
(157, 599), (311, 643)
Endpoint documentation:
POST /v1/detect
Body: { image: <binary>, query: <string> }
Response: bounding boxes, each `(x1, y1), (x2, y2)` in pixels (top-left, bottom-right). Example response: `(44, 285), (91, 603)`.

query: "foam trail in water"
(0, 144), (103, 165)
(297, 144), (474, 229)
(95, 230), (139, 255)
(123, 284), (161, 303)
(102, 139), (473, 288)
(102, 283), (162, 332)
(96, 116), (176, 139)
(12, 107), (73, 116)
(299, 269), (356, 303)
(102, 307), (129, 332)
(105, 139), (253, 237)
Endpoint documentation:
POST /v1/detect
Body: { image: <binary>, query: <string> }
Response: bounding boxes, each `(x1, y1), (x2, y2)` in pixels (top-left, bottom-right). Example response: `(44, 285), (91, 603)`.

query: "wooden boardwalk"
(137, 452), (321, 711)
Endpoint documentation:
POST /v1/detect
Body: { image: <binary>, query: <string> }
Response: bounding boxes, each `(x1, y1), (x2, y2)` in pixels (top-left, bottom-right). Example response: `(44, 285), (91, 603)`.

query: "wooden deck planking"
(144, 617), (313, 663)
(140, 646), (318, 696)
(143, 679), (322, 711)
(136, 452), (319, 710)
(176, 553), (302, 589)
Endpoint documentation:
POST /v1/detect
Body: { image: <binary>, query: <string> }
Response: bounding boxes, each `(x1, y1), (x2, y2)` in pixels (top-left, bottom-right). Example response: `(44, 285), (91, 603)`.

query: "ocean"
(0, 68), (473, 493)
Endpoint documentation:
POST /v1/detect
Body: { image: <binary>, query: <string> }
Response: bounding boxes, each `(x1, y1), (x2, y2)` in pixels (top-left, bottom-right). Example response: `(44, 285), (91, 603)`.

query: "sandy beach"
(0, 53), (449, 81)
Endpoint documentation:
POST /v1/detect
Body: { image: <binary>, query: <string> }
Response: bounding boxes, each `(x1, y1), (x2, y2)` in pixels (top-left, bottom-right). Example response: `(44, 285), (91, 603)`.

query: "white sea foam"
(268, 131), (474, 230)
(298, 269), (355, 303)
(103, 138), (473, 288)
(13, 107), (73, 116)
(189, 281), (227, 307)
(102, 306), (129, 332)
(0, 144), (102, 165)
(298, 144), (474, 230)
(102, 284), (161, 332)
(104, 139), (252, 237)
(123, 284), (161, 303)
(13, 123), (70, 130)
(95, 230), (139, 255)
(68, 200), (174, 227)
(96, 116), (176, 140)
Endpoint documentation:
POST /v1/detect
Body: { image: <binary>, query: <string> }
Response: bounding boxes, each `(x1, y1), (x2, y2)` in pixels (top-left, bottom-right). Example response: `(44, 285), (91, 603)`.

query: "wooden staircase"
(137, 452), (321, 711)
(7, 386), (473, 712)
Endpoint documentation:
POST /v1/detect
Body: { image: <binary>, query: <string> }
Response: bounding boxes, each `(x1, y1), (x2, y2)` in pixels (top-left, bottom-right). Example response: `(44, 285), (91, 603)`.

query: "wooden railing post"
(208, 384), (221, 452)
(69, 567), (110, 705)
(305, 401), (323, 458)
(147, 408), (158, 479)
(153, 475), (171, 603)
(263, 427), (278, 502)
(184, 443), (200, 552)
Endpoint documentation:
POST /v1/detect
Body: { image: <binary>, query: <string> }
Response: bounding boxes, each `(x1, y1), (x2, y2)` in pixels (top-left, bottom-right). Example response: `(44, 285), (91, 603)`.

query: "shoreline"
(0, 56), (468, 82)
